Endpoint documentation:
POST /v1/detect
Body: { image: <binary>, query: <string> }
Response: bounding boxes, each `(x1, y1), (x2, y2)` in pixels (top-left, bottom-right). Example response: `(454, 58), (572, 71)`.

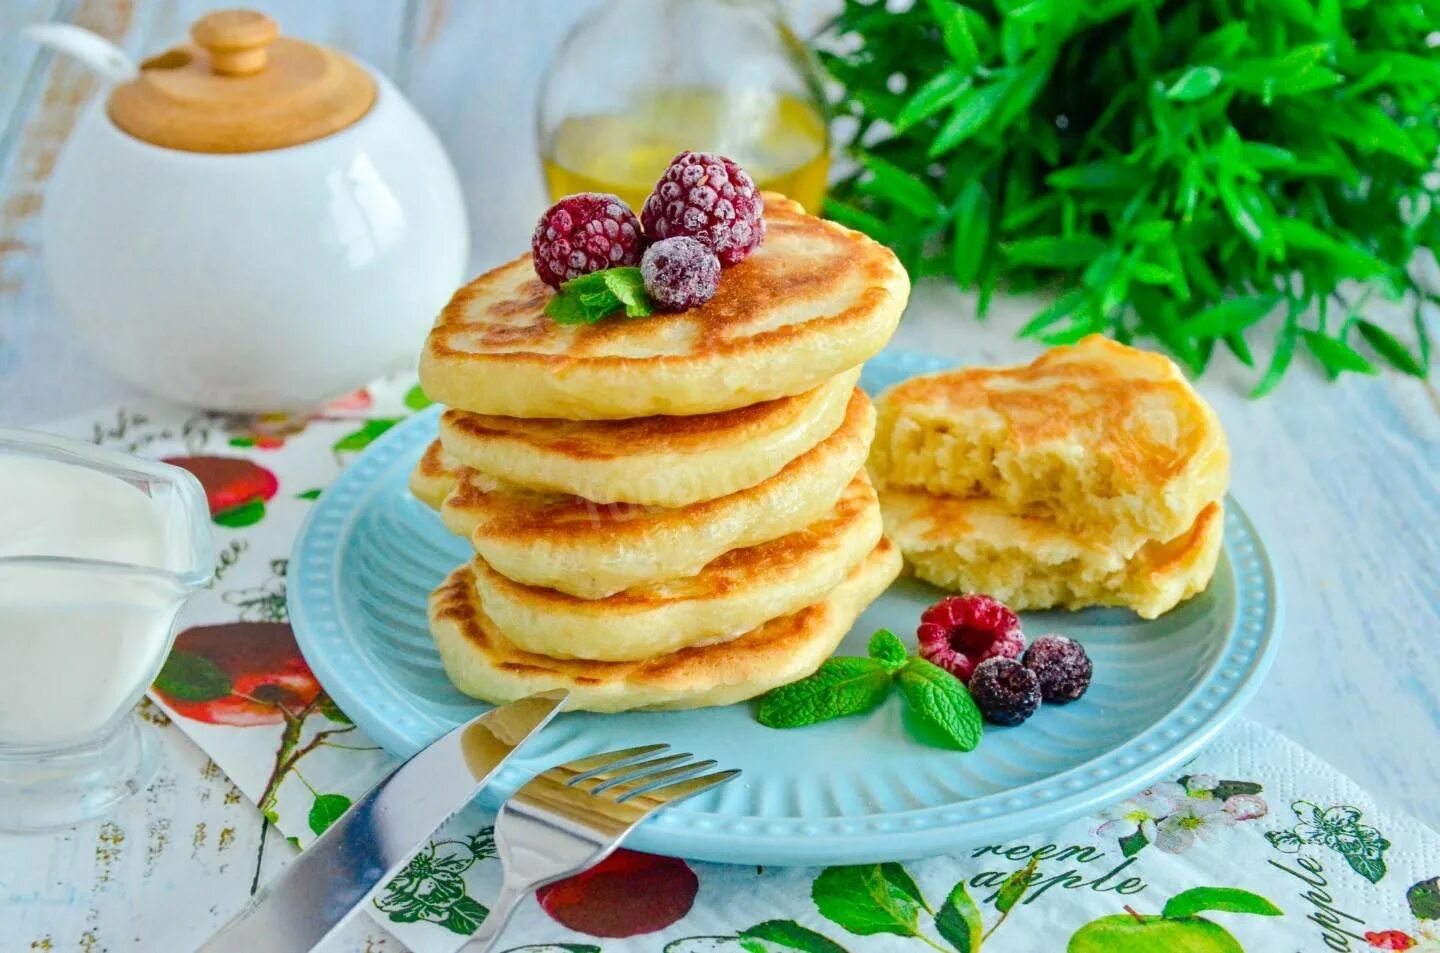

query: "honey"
(542, 88), (829, 213)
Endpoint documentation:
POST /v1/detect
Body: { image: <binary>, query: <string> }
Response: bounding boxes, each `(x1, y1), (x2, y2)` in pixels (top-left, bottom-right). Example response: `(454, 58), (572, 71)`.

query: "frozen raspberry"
(969, 658), (1042, 727)
(640, 237), (721, 311)
(641, 152), (764, 267)
(917, 594), (1024, 683)
(1022, 635), (1093, 703)
(531, 192), (644, 288)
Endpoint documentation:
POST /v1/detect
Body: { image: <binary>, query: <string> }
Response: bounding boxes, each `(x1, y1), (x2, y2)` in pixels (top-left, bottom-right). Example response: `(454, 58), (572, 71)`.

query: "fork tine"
(553, 744), (670, 782)
(597, 759), (716, 801)
(618, 768), (741, 806)
(570, 753), (694, 792)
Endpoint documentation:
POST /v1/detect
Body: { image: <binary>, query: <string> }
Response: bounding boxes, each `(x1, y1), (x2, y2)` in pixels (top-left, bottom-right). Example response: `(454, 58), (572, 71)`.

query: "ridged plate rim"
(290, 349), (1282, 865)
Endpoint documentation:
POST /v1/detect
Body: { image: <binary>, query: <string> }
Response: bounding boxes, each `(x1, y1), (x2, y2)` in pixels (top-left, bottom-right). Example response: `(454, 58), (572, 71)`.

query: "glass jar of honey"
(538, 0), (830, 214)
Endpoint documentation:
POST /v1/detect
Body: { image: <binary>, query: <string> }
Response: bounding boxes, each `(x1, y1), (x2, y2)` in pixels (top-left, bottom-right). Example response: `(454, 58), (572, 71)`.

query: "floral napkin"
(38, 383), (1440, 952)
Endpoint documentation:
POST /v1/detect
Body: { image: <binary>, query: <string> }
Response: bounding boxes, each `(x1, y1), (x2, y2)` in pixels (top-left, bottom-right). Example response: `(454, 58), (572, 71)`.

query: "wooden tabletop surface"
(0, 2), (1436, 950)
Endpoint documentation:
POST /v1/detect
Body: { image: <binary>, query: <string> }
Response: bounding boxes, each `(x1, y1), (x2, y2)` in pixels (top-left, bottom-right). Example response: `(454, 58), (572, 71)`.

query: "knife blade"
(199, 690), (568, 953)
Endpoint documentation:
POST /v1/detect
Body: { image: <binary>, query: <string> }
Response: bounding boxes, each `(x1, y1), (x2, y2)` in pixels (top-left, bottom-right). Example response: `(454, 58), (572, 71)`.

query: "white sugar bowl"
(33, 10), (468, 411)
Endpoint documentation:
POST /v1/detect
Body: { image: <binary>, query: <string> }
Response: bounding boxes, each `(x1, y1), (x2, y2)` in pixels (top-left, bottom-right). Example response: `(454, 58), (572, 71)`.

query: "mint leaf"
(1162, 887), (1283, 919)
(996, 857), (1039, 914)
(154, 650), (231, 702)
(599, 267), (653, 318)
(308, 793), (352, 836)
(934, 880), (983, 952)
(545, 293), (592, 325)
(546, 268), (655, 325)
(897, 658), (983, 751)
(738, 919), (848, 952)
(867, 629), (908, 673)
(812, 864), (922, 937)
(758, 658), (892, 728)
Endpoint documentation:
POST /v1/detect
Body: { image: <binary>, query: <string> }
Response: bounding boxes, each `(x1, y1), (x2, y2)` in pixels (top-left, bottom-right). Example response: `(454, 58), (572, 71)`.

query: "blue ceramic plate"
(290, 350), (1282, 866)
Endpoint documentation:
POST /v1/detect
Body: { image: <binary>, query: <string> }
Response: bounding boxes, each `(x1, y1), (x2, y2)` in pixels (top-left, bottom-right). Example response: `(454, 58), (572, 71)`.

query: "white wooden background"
(0, 1), (1437, 950)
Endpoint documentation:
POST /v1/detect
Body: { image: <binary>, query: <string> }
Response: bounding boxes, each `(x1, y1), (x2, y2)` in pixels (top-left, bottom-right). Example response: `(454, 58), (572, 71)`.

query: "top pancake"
(420, 194), (910, 419)
(870, 335), (1229, 549)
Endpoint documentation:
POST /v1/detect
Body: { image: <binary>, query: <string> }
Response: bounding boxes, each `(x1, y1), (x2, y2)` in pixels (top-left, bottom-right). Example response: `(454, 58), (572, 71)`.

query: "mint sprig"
(544, 267), (655, 325)
(757, 657), (891, 729)
(756, 630), (985, 751)
(897, 657), (983, 752)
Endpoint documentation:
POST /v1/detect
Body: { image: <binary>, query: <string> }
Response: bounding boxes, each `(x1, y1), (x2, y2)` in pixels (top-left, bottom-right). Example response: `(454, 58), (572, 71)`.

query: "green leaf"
(1252, 318), (1300, 397)
(925, 0), (979, 72)
(811, 864), (922, 938)
(738, 919), (849, 953)
(214, 499), (266, 528)
(1345, 851), (1387, 884)
(757, 658), (893, 728)
(1184, 295), (1280, 338)
(1002, 235), (1107, 268)
(934, 881), (983, 952)
(823, 199), (892, 243)
(928, 81), (1011, 158)
(858, 155), (944, 218)
(996, 857), (1040, 914)
(545, 293), (592, 326)
(403, 384), (433, 411)
(1119, 829), (1149, 858)
(1046, 159), (1134, 192)
(333, 418), (400, 453)
(867, 629), (909, 674)
(547, 268), (654, 324)
(895, 67), (972, 131)
(1302, 330), (1378, 376)
(1408, 877), (1440, 920)
(1166, 66), (1223, 101)
(1356, 320), (1426, 376)
(316, 695), (353, 724)
(308, 793), (352, 836)
(442, 894), (489, 935)
(296, 488), (323, 501)
(154, 650), (232, 702)
(951, 180), (990, 287)
(1163, 887), (1283, 919)
(896, 658), (983, 751)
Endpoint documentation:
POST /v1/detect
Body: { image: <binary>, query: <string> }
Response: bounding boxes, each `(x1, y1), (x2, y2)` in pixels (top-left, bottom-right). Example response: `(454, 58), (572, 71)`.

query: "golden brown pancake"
(469, 471), (882, 661)
(428, 538), (902, 712)
(420, 194), (909, 419)
(409, 389), (876, 598)
(871, 335), (1228, 551)
(437, 368), (858, 506)
(882, 487), (1224, 619)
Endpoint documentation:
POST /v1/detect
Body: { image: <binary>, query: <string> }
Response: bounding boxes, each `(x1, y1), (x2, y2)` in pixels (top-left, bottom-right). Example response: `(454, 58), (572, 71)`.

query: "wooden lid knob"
(191, 10), (278, 76)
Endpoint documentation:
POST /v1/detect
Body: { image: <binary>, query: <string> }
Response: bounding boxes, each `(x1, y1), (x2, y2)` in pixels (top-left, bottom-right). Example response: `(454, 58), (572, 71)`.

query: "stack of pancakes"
(870, 336), (1230, 619)
(411, 195), (910, 711)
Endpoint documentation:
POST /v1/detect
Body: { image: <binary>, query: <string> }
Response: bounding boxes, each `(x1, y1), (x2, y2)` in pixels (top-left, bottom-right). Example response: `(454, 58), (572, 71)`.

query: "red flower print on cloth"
(1367, 931), (1418, 950)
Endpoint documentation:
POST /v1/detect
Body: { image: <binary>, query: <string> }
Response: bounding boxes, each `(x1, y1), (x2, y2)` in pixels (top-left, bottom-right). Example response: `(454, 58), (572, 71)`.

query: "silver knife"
(200, 690), (568, 953)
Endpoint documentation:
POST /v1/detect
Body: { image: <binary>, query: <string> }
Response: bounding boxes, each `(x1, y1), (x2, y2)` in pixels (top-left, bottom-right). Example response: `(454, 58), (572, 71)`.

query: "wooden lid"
(106, 10), (377, 154)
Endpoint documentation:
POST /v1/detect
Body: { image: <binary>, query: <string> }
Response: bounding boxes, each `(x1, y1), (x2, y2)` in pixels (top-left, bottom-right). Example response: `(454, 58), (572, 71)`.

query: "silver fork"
(459, 744), (739, 951)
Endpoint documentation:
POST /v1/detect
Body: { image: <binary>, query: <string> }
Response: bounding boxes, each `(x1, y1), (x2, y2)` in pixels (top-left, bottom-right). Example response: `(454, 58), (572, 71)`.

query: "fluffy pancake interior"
(439, 367), (860, 507)
(882, 487), (1224, 619)
(872, 335), (1228, 550)
(412, 388), (876, 598)
(419, 194), (909, 419)
(427, 538), (902, 712)
(471, 470), (884, 661)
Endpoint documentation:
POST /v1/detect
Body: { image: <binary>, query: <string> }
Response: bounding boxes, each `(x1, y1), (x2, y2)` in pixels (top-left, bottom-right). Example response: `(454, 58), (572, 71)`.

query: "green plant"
(819, 0), (1439, 392)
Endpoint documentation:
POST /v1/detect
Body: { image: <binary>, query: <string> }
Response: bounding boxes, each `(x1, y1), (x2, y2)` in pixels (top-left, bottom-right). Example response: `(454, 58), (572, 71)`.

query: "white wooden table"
(1, 2), (1437, 949)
